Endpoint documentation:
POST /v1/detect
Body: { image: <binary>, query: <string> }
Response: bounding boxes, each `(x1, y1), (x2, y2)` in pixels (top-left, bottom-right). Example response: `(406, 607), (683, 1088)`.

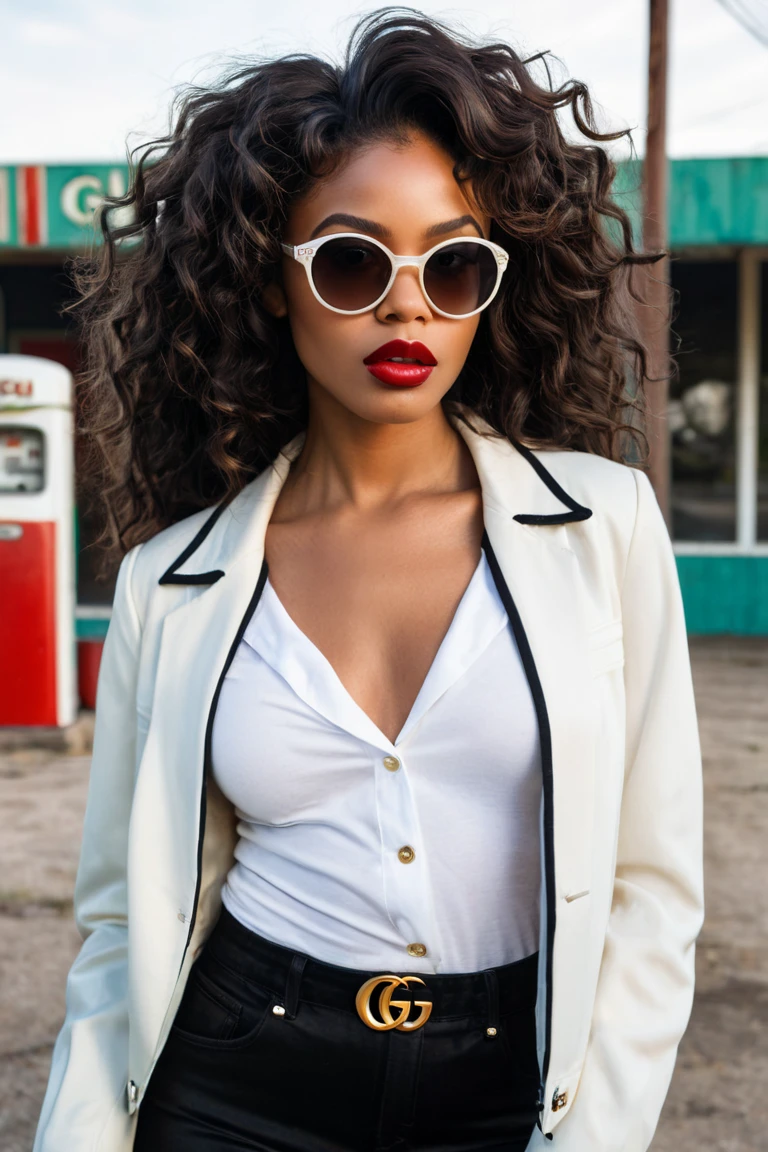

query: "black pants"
(134, 906), (540, 1151)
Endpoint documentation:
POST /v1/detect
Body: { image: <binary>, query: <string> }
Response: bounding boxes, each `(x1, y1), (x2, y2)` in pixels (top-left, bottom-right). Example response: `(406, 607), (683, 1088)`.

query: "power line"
(714, 0), (768, 48)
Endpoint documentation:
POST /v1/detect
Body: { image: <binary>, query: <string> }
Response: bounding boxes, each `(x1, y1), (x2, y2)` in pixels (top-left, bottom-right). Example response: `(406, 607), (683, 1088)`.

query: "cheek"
(284, 286), (367, 379)
(427, 319), (481, 396)
(446, 316), (481, 366)
(283, 275), (338, 348)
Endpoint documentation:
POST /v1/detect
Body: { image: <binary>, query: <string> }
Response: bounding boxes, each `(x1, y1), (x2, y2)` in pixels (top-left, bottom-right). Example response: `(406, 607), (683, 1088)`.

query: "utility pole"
(639, 0), (671, 524)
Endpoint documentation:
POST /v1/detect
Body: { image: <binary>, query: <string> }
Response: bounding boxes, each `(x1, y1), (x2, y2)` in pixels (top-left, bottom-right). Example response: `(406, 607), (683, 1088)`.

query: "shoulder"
(532, 446), (644, 510)
(530, 446), (648, 529)
(105, 439), (291, 629)
(117, 500), (227, 626)
(526, 447), (661, 582)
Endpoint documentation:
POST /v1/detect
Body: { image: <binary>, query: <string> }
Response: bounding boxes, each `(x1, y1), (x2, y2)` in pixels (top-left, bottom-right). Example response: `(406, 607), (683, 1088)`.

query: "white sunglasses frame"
(280, 232), (509, 319)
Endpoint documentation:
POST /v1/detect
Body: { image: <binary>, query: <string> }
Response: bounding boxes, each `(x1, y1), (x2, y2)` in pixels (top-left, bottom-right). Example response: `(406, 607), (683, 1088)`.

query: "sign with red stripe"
(0, 168), (9, 244)
(14, 165), (49, 246)
(0, 164), (132, 249)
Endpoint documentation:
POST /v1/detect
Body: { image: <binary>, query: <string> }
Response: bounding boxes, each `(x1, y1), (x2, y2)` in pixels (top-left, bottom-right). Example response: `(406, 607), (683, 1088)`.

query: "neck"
(277, 386), (478, 517)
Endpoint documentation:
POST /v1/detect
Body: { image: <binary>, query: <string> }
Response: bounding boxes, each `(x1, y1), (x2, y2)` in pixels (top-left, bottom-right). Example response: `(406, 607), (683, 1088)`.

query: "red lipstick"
(363, 339), (437, 387)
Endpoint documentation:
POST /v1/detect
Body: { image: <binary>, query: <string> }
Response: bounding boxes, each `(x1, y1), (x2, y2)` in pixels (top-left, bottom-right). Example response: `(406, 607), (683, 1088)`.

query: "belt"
(208, 905), (538, 1035)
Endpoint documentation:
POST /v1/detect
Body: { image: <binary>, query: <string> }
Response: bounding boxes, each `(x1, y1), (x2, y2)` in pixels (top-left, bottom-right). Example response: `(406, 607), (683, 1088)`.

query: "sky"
(0, 0), (766, 164)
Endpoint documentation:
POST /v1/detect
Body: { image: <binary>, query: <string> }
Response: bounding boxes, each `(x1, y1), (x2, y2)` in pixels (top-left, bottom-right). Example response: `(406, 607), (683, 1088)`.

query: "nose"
(374, 263), (431, 325)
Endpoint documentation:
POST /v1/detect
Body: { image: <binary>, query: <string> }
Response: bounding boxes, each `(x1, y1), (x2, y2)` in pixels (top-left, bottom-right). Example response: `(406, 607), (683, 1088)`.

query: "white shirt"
(211, 549), (541, 974)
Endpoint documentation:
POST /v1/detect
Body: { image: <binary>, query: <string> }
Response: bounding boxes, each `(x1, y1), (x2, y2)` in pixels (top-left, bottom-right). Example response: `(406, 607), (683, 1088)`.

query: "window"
(669, 260), (738, 542)
(758, 261), (768, 542)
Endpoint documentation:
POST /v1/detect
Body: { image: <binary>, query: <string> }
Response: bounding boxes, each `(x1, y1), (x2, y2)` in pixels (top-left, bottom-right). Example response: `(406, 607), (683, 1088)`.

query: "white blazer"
(33, 405), (704, 1152)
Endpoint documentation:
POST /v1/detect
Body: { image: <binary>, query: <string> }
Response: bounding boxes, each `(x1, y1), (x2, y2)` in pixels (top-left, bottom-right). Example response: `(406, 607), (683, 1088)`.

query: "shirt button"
(383, 755), (400, 772)
(406, 942), (428, 958)
(397, 846), (415, 864)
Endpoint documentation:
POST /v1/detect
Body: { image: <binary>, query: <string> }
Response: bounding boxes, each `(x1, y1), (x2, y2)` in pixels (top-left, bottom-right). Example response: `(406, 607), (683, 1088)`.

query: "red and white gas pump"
(0, 355), (76, 727)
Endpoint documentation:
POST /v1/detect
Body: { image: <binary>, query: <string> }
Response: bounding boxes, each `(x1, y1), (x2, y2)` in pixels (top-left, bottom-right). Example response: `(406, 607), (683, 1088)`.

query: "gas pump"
(0, 355), (76, 726)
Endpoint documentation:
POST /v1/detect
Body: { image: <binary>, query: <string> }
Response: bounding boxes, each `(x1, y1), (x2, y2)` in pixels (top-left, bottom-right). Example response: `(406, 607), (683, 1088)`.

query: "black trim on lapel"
(156, 435), (592, 590)
(481, 527), (555, 1135)
(511, 439), (593, 526)
(158, 502), (229, 585)
(178, 555), (270, 977)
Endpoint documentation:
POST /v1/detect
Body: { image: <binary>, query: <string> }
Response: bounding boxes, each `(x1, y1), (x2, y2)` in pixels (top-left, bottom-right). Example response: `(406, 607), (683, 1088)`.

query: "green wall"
(612, 156), (768, 247)
(676, 556), (768, 634)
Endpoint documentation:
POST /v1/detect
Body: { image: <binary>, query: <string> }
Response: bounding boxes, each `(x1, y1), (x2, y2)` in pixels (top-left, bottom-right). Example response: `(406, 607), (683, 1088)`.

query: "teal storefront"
(613, 158), (768, 633)
(1, 159), (767, 634)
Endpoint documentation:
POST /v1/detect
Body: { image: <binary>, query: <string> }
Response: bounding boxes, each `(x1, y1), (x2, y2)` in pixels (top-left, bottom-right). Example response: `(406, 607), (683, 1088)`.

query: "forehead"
(287, 132), (488, 240)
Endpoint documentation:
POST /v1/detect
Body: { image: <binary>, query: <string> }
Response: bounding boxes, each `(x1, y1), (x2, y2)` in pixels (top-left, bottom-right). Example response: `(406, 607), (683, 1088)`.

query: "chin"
(338, 389), (445, 425)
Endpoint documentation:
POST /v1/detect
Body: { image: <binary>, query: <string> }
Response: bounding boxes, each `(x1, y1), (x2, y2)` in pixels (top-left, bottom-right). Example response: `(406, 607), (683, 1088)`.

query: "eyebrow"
(308, 212), (484, 240)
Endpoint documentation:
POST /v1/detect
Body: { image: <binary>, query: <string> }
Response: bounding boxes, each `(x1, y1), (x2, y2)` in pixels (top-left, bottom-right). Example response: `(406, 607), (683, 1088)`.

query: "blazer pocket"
(587, 619), (624, 677)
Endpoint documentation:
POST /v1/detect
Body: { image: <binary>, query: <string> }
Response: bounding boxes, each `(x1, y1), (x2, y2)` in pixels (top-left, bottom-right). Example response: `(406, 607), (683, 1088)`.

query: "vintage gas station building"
(1, 158), (767, 637)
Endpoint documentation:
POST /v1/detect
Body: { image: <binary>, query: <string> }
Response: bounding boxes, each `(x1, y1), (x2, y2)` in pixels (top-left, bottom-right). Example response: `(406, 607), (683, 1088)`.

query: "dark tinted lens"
(423, 241), (498, 316)
(311, 238), (392, 311)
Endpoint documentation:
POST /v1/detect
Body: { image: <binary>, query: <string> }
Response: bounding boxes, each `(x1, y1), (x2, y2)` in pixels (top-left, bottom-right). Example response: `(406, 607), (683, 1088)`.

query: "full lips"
(362, 339), (437, 387)
(365, 362), (435, 387)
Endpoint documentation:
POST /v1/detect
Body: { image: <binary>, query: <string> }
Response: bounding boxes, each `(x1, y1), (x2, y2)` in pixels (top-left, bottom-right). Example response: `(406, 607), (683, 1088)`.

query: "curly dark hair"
(67, 5), (657, 570)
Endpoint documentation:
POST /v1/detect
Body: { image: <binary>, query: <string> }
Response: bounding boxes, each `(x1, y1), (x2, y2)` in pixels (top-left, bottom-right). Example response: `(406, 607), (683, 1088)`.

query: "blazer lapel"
(453, 412), (597, 891)
(452, 411), (598, 1102)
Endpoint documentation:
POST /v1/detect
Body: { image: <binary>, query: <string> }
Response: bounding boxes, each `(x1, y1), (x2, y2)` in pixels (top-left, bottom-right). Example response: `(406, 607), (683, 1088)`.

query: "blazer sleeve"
(32, 543), (145, 1152)
(531, 467), (705, 1152)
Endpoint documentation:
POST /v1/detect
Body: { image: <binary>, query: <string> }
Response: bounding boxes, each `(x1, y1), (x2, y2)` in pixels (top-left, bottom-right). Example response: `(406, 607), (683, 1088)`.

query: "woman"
(34, 10), (703, 1152)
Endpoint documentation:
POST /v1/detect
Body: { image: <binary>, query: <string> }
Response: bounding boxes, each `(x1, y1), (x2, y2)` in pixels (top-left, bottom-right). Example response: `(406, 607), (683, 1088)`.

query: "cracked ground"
(1, 636), (766, 1151)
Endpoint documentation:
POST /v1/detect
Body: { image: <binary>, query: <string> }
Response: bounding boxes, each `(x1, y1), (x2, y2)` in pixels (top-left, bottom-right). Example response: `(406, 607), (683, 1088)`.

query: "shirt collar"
(241, 548), (509, 751)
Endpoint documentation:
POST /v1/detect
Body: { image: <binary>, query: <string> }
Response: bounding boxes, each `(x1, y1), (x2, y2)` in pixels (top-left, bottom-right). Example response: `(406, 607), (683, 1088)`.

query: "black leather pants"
(134, 905), (540, 1152)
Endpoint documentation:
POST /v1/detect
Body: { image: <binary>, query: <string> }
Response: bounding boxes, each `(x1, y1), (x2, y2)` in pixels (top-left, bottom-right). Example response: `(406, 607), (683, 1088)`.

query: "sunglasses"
(280, 232), (509, 319)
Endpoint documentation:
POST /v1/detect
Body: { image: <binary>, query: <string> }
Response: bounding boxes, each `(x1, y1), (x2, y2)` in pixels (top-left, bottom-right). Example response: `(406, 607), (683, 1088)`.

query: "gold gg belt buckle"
(355, 974), (433, 1032)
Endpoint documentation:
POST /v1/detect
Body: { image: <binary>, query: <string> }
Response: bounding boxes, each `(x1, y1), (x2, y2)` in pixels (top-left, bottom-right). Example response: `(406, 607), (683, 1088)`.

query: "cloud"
(0, 0), (764, 162)
(17, 17), (84, 46)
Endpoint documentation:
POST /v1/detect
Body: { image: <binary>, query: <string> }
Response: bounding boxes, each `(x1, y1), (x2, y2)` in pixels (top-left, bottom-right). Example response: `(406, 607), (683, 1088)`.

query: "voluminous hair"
(68, 5), (656, 568)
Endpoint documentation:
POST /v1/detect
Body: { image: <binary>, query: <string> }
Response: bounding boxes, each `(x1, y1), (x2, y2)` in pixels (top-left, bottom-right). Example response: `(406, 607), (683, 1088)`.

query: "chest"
(213, 620), (540, 826)
(263, 490), (484, 744)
